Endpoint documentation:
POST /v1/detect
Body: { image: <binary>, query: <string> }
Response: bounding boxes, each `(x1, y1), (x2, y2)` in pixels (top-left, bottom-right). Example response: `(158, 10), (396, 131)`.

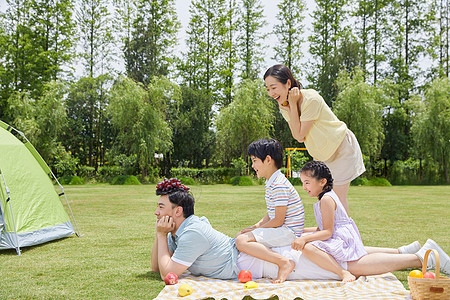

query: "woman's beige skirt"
(323, 129), (365, 186)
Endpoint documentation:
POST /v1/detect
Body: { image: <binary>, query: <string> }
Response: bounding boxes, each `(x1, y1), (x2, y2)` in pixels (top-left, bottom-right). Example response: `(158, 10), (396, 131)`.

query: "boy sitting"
(235, 138), (305, 283)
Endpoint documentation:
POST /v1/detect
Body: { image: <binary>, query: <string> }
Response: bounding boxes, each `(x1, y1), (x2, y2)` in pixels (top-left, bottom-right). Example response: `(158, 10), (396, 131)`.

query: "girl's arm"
(292, 196), (336, 250)
(302, 226), (320, 233)
(282, 88), (314, 143)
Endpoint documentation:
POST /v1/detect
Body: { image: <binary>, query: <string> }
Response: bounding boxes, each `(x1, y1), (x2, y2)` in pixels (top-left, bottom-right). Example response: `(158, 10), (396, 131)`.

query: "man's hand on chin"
(156, 215), (175, 235)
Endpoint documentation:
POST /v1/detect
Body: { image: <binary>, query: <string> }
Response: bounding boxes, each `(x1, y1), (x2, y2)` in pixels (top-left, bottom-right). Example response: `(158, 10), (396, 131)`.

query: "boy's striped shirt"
(265, 169), (305, 237)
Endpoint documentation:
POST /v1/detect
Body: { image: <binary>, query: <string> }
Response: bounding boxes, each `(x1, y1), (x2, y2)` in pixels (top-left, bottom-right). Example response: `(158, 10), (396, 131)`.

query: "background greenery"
(0, 0), (448, 185)
(1, 184), (449, 299)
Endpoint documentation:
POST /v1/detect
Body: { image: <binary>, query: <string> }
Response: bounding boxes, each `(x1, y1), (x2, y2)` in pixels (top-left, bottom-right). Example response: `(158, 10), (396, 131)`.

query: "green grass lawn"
(1, 184), (449, 299)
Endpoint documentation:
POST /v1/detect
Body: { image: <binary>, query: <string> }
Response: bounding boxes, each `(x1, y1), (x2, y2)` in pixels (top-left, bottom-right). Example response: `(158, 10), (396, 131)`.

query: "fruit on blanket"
(423, 272), (436, 279)
(244, 281), (258, 289)
(238, 270), (252, 283)
(178, 284), (193, 297)
(164, 272), (178, 285)
(409, 270), (423, 278)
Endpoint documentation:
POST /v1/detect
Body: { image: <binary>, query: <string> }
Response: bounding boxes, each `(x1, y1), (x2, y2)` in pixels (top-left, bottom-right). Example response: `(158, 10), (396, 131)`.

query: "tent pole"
(53, 175), (83, 237)
(0, 169), (21, 255)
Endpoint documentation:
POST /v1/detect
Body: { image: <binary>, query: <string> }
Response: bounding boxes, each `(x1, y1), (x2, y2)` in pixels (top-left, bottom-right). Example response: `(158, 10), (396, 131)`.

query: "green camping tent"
(0, 120), (80, 255)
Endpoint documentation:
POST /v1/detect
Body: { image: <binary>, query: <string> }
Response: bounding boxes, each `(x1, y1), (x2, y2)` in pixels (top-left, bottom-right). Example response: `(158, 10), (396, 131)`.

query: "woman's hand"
(288, 87), (302, 106)
(291, 237), (307, 251)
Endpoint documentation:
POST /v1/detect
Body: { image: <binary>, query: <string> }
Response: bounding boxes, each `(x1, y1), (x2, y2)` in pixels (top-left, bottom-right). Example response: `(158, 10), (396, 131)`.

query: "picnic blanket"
(153, 272), (412, 300)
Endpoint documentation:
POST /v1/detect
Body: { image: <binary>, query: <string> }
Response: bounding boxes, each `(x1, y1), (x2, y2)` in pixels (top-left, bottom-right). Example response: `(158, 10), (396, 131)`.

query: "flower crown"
(156, 178), (190, 195)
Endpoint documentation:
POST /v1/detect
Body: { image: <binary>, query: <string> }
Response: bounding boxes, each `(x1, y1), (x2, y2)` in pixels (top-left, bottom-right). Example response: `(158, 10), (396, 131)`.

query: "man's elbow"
(151, 264), (159, 273)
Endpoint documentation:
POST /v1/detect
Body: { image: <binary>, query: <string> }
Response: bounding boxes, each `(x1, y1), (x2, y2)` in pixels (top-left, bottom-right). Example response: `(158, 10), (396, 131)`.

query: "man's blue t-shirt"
(167, 215), (240, 280)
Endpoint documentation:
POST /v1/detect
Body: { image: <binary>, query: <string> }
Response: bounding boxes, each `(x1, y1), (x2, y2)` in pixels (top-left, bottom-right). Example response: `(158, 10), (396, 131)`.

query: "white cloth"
(236, 246), (344, 281)
(252, 226), (296, 248)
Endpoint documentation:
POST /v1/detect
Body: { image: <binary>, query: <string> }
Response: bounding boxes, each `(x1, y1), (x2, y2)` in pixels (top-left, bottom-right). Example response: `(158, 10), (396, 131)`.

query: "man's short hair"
(248, 139), (283, 169)
(168, 190), (195, 218)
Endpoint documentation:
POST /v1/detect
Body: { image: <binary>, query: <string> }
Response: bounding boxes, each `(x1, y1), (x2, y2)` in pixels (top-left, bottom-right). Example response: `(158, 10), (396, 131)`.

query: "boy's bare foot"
(341, 270), (356, 282)
(272, 259), (295, 283)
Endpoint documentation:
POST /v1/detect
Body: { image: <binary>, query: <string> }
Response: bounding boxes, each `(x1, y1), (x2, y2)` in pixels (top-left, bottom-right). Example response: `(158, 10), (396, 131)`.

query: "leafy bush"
(231, 158), (247, 176)
(171, 167), (235, 184)
(111, 175), (141, 185)
(98, 166), (122, 183)
(230, 176), (253, 186)
(351, 177), (370, 186)
(179, 177), (196, 186)
(288, 177), (302, 186)
(78, 166), (96, 178)
(368, 177), (392, 186)
(387, 158), (445, 185)
(59, 175), (84, 185)
(230, 176), (240, 186)
(53, 151), (79, 177)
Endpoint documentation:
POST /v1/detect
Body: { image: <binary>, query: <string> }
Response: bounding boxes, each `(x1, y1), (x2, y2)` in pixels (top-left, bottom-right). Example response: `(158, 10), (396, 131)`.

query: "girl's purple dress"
(310, 190), (367, 262)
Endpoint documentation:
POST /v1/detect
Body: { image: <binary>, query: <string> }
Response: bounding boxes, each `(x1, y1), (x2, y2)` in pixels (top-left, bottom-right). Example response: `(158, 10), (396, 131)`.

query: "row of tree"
(0, 0), (448, 183)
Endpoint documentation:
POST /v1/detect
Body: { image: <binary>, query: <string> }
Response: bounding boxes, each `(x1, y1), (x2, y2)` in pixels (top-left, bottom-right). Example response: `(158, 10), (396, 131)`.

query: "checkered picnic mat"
(153, 272), (412, 300)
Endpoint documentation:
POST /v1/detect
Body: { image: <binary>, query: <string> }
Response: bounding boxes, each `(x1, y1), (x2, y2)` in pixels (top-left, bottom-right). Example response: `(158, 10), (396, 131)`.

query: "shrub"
(351, 177), (370, 186)
(230, 176), (253, 186)
(288, 177), (301, 186)
(111, 175), (141, 185)
(179, 177), (196, 186)
(171, 167), (235, 184)
(230, 176), (241, 186)
(239, 176), (254, 186)
(59, 175), (84, 185)
(98, 166), (122, 182)
(368, 177), (392, 186)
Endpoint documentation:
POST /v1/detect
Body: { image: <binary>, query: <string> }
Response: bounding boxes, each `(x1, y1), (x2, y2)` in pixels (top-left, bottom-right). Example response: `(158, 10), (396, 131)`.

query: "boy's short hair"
(248, 139), (283, 169)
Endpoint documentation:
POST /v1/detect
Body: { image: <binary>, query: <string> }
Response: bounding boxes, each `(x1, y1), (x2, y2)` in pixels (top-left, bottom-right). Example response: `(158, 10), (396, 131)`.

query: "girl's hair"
(263, 64), (303, 89)
(156, 178), (194, 218)
(300, 161), (333, 200)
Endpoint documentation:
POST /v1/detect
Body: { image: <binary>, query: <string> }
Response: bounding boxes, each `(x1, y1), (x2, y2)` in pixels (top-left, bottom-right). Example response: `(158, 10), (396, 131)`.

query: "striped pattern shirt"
(265, 170), (305, 237)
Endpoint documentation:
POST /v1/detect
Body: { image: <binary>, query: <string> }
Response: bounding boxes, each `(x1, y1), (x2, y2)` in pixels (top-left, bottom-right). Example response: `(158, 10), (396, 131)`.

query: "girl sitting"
(292, 161), (367, 282)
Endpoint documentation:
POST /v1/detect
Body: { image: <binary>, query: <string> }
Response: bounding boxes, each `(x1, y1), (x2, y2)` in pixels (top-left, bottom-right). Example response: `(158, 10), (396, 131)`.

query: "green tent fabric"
(0, 120), (76, 254)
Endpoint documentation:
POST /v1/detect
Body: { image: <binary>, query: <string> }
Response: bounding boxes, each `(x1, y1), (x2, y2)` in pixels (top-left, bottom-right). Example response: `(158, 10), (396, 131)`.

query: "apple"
(423, 272), (435, 279)
(164, 272), (178, 285)
(238, 270), (252, 283)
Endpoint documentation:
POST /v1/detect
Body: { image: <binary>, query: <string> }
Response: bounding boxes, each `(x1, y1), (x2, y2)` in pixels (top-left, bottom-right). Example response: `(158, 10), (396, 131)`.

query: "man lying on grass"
(151, 178), (450, 281)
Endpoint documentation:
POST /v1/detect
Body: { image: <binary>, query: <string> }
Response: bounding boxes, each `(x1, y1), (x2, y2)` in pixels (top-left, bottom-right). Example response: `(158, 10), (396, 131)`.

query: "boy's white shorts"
(251, 226), (296, 248)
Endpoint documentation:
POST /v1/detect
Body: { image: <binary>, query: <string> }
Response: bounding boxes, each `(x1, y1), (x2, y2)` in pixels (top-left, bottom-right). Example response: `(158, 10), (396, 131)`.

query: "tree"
(171, 86), (215, 168)
(0, 0), (76, 118)
(353, 0), (390, 84)
(236, 0), (267, 80)
(77, 0), (115, 77)
(272, 0), (306, 76)
(29, 0), (77, 81)
(308, 0), (350, 105)
(108, 76), (172, 177)
(333, 68), (384, 161)
(411, 76), (450, 183)
(64, 75), (112, 170)
(6, 81), (69, 164)
(124, 0), (180, 85)
(424, 0), (449, 79)
(215, 79), (274, 165)
(215, 0), (239, 107)
(179, 0), (227, 103)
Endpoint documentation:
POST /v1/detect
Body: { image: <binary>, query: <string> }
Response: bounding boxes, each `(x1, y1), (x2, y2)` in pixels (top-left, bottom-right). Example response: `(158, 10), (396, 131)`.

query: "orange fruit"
(409, 270), (423, 278)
